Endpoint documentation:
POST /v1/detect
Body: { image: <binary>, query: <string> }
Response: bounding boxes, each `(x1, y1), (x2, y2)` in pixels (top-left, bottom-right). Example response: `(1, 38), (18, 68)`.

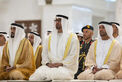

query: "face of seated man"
(83, 29), (93, 42)
(99, 25), (110, 40)
(11, 27), (16, 38)
(0, 34), (6, 46)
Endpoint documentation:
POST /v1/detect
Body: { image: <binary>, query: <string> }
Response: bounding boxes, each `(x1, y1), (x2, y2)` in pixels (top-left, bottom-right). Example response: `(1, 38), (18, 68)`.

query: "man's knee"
(9, 70), (25, 80)
(0, 72), (9, 80)
(78, 69), (94, 80)
(115, 70), (122, 79)
(95, 69), (115, 80)
(29, 66), (49, 80)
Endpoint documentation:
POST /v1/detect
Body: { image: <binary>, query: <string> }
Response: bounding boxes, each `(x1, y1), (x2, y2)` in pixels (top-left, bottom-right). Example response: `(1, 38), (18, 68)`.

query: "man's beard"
(11, 35), (14, 38)
(11, 32), (15, 38)
(113, 32), (118, 35)
(83, 35), (91, 40)
(56, 26), (61, 30)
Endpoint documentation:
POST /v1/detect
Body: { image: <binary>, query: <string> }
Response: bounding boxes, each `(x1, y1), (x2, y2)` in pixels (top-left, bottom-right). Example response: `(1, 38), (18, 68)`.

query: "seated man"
(0, 23), (35, 80)
(78, 21), (122, 80)
(28, 32), (42, 68)
(74, 25), (94, 79)
(0, 32), (7, 67)
(29, 14), (79, 80)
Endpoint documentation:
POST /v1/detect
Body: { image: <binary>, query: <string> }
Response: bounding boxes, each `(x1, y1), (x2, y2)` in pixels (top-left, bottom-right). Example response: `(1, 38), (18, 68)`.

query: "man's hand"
(46, 63), (54, 68)
(92, 66), (103, 74)
(4, 66), (15, 72)
(53, 63), (63, 67)
(46, 63), (63, 68)
(92, 66), (97, 74)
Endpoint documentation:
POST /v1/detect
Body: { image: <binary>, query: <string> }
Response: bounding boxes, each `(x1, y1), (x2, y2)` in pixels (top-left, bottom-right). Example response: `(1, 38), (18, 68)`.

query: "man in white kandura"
(78, 21), (122, 80)
(29, 14), (79, 80)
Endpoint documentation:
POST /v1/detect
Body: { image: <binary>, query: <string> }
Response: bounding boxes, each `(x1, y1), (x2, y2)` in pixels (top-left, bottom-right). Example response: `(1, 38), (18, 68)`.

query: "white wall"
(39, 0), (115, 12)
(0, 0), (42, 32)
(72, 6), (92, 32)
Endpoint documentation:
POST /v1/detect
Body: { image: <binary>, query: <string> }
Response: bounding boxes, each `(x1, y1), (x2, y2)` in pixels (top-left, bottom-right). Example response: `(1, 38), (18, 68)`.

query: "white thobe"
(29, 33), (79, 80)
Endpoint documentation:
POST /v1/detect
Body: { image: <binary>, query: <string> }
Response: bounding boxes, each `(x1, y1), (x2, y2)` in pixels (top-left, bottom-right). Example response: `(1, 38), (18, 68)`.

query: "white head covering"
(98, 21), (114, 40)
(50, 14), (72, 62)
(111, 22), (120, 35)
(8, 23), (25, 67)
(28, 32), (41, 55)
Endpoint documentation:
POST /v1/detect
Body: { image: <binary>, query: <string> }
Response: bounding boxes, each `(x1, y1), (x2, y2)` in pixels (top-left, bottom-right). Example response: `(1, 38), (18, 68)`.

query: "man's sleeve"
(62, 36), (79, 73)
(85, 42), (96, 68)
(41, 37), (50, 65)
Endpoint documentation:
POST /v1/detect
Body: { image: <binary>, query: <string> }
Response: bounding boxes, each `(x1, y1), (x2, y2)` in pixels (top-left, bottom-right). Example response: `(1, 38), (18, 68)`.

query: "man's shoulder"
(67, 33), (79, 46)
(20, 38), (30, 44)
(69, 33), (78, 42)
(113, 39), (121, 47)
(88, 40), (97, 48)
(69, 33), (76, 36)
(69, 33), (77, 39)
(38, 45), (43, 49)
(21, 38), (29, 42)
